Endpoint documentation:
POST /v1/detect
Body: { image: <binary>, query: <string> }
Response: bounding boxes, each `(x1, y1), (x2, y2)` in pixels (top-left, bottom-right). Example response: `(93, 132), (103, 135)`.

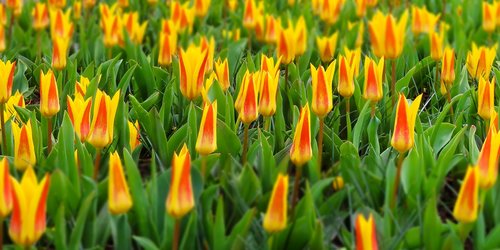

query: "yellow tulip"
(214, 58), (230, 91)
(264, 15), (281, 44)
(194, 0), (211, 17)
(391, 93), (423, 153)
(4, 91), (25, 123)
(483, 1), (497, 33)
(277, 26), (296, 64)
(52, 36), (71, 70)
(477, 126), (500, 190)
(453, 166), (479, 223)
(200, 36), (215, 73)
(355, 213), (379, 250)
(477, 77), (495, 120)
(32, 3), (49, 31)
(338, 55), (356, 98)
(49, 8), (74, 39)
(6, 0), (22, 17)
(316, 32), (338, 63)
(12, 121), (36, 170)
(122, 12), (148, 45)
(368, 10), (408, 59)
(290, 103), (312, 166)
(363, 56), (385, 103)
(166, 144), (194, 218)
(67, 95), (92, 142)
(178, 44), (209, 100)
(411, 5), (440, 36)
(235, 71), (259, 124)
(0, 158), (13, 218)
(318, 0), (345, 25)
(196, 101), (217, 155)
(128, 121), (141, 152)
(39, 70), (60, 118)
(49, 0), (66, 9)
(0, 60), (16, 103)
(429, 29), (445, 61)
(293, 17), (308, 56)
(259, 70), (280, 117)
(108, 152), (133, 215)
(158, 20), (178, 67)
(466, 43), (497, 80)
(311, 62), (335, 117)
(171, 1), (194, 34)
(75, 76), (90, 97)
(440, 47), (455, 95)
(263, 174), (288, 233)
(87, 90), (120, 149)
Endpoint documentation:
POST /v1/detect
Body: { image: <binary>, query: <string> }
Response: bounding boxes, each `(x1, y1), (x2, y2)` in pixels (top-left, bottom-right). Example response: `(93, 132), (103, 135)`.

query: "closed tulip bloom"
(254, 14), (265, 42)
(235, 71), (259, 124)
(196, 101), (217, 155)
(227, 0), (237, 11)
(102, 14), (123, 48)
(49, 8), (74, 39)
(99, 3), (118, 21)
(0, 158), (13, 218)
(264, 15), (281, 44)
(261, 55), (281, 75)
(87, 90), (120, 149)
(13, 121), (36, 170)
(319, 0), (345, 25)
(368, 11), (408, 59)
(32, 3), (49, 31)
(355, 0), (367, 17)
(411, 6), (440, 36)
(52, 36), (70, 70)
(263, 174), (288, 233)
(200, 37), (215, 73)
(9, 167), (50, 247)
(214, 58), (230, 91)
(122, 12), (148, 45)
(259, 71), (280, 117)
(171, 2), (195, 33)
(290, 104), (312, 166)
(75, 76), (90, 97)
(4, 91), (25, 122)
(40, 70), (60, 117)
(453, 166), (479, 223)
(363, 57), (385, 102)
(483, 1), (496, 33)
(179, 44), (208, 100)
(355, 213), (379, 250)
(440, 47), (455, 95)
(316, 32), (338, 63)
(222, 29), (240, 41)
(391, 93), (422, 153)
(0, 24), (5, 52)
(429, 29), (444, 61)
(0, 60), (16, 103)
(311, 62), (335, 117)
(6, 0), (22, 17)
(344, 47), (362, 77)
(108, 152), (133, 215)
(158, 20), (177, 67)
(67, 95), (92, 142)
(49, 0), (66, 8)
(466, 43), (497, 80)
(166, 144), (194, 218)
(293, 17), (307, 56)
(477, 126), (500, 190)
(478, 77), (495, 120)
(338, 55), (356, 98)
(277, 27), (296, 64)
(83, 0), (96, 9)
(243, 0), (258, 30)
(128, 121), (140, 152)
(194, 0), (211, 17)
(73, 1), (82, 20)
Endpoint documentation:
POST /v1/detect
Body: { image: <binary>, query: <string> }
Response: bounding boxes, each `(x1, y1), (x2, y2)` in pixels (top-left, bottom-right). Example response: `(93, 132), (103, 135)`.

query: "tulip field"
(0, 0), (500, 249)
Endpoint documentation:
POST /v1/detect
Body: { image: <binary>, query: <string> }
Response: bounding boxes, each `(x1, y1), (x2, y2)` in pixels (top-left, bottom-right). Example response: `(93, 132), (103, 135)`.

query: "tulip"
(200, 37), (215, 73)
(355, 213), (379, 250)
(214, 58), (230, 91)
(49, 8), (74, 39)
(264, 15), (281, 44)
(354, 0), (367, 17)
(40, 70), (60, 118)
(0, 60), (16, 103)
(75, 76), (90, 97)
(227, 0), (237, 11)
(128, 121), (141, 152)
(254, 14), (265, 42)
(83, 0), (96, 9)
(4, 91), (25, 122)
(368, 10), (408, 59)
(73, 1), (82, 20)
(0, 24), (4, 53)
(118, 0), (128, 8)
(52, 36), (71, 70)
(492, 111), (499, 130)
(316, 32), (338, 63)
(332, 176), (344, 191)
(158, 20), (177, 67)
(311, 62), (335, 118)
(0, 4), (5, 25)
(453, 166), (479, 223)
(108, 152), (133, 215)
(194, 0), (211, 17)
(277, 26), (296, 64)
(391, 93), (422, 153)
(411, 6), (440, 36)
(6, 0), (22, 17)
(477, 126), (500, 190)
(222, 29), (240, 41)
(243, 0), (258, 30)
(478, 77), (496, 120)
(9, 167), (50, 247)
(429, 29), (445, 61)
(363, 56), (384, 103)
(293, 17), (308, 57)
(49, 0), (66, 8)
(99, 3), (118, 20)
(32, 3), (49, 31)
(101, 13), (123, 48)
(259, 71), (280, 117)
(338, 55), (356, 98)
(483, 1), (496, 33)
(290, 103), (312, 166)
(318, 0), (345, 25)
(178, 44), (209, 100)
(344, 47), (362, 77)
(263, 174), (288, 233)
(196, 101), (217, 155)
(440, 47), (455, 95)
(366, 0), (377, 6)
(122, 12), (148, 45)
(171, 1), (194, 34)
(466, 43), (497, 80)
(67, 95), (92, 142)
(235, 71), (259, 124)
(261, 55), (281, 75)
(87, 90), (120, 149)
(166, 144), (194, 218)
(0, 158), (12, 218)
(12, 121), (36, 170)
(348, 21), (364, 49)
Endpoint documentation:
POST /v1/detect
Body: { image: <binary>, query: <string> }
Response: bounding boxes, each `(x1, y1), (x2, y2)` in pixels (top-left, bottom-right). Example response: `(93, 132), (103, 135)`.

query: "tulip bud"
(67, 95), (92, 142)
(0, 158), (12, 218)
(477, 77), (495, 120)
(482, 1), (496, 33)
(235, 71), (259, 124)
(166, 144), (194, 218)
(12, 121), (36, 170)
(391, 93), (422, 153)
(158, 20), (177, 67)
(214, 58), (230, 91)
(196, 101), (217, 155)
(128, 121), (141, 152)
(263, 174), (288, 233)
(293, 17), (307, 57)
(338, 55), (356, 98)
(477, 126), (500, 190)
(40, 70), (60, 118)
(179, 44), (209, 100)
(259, 71), (279, 117)
(311, 62), (335, 118)
(264, 15), (281, 44)
(316, 32), (338, 63)
(108, 152), (133, 215)
(411, 6), (440, 36)
(87, 90), (120, 149)
(171, 2), (194, 34)
(453, 166), (479, 223)
(355, 213), (379, 250)
(319, 0), (344, 25)
(363, 56), (384, 103)
(32, 3), (49, 31)
(290, 104), (312, 166)
(466, 43), (497, 80)
(429, 30), (444, 61)
(194, 0), (211, 17)
(440, 47), (455, 95)
(277, 27), (296, 64)
(0, 60), (16, 103)
(368, 11), (408, 59)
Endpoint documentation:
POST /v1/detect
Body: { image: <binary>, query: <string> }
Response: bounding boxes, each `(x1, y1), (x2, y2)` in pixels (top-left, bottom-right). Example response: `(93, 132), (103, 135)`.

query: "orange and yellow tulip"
(0, 158), (12, 218)
(158, 20), (177, 67)
(226, 0), (237, 11)
(483, 1), (497, 33)
(179, 44), (209, 100)
(391, 93), (423, 153)
(311, 62), (335, 117)
(67, 95), (92, 142)
(32, 3), (49, 31)
(293, 17), (307, 56)
(290, 103), (312, 166)
(261, 55), (281, 75)
(453, 166), (479, 223)
(49, 0), (66, 9)
(338, 55), (356, 98)
(253, 14), (266, 42)
(0, 24), (4, 53)
(87, 90), (120, 149)
(101, 14), (122, 48)
(316, 32), (338, 63)
(196, 101), (217, 155)
(277, 26), (296, 64)
(4, 91), (25, 122)
(75, 76), (90, 97)
(0, 60), (16, 103)
(6, 0), (22, 17)
(83, 0), (96, 9)
(222, 29), (240, 41)
(354, 0), (367, 17)
(9, 167), (50, 247)
(263, 174), (288, 233)
(122, 12), (148, 45)
(243, 0), (259, 30)
(108, 152), (133, 215)
(429, 29), (445, 61)
(259, 70), (280, 117)
(0, 4), (6, 26)
(52, 36), (70, 70)
(214, 58), (230, 91)
(49, 8), (74, 39)
(171, 1), (195, 34)
(264, 15), (281, 44)
(440, 47), (455, 95)
(477, 126), (500, 190)
(411, 6), (440, 36)
(343, 47), (361, 77)
(194, 0), (211, 17)
(363, 57), (385, 103)
(200, 37), (215, 73)
(478, 77), (495, 120)
(235, 71), (259, 124)
(128, 121), (141, 152)
(355, 213), (379, 250)
(348, 21), (364, 49)
(166, 144), (194, 218)
(368, 11), (408, 59)
(318, 0), (345, 25)
(466, 43), (497, 80)
(73, 1), (82, 20)
(13, 121), (36, 170)
(40, 70), (60, 118)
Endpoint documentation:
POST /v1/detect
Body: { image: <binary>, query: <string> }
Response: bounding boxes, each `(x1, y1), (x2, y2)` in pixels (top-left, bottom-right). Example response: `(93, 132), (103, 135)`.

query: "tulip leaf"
(133, 236), (160, 250)
(216, 118), (241, 155)
(69, 191), (96, 249)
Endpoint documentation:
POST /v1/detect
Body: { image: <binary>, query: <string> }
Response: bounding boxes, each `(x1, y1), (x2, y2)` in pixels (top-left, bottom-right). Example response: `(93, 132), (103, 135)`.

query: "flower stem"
(0, 217), (3, 250)
(173, 219), (181, 250)
(391, 59), (397, 107)
(264, 116), (271, 132)
(317, 118), (324, 172)
(248, 30), (252, 53)
(370, 101), (376, 118)
(201, 155), (207, 181)
(93, 151), (101, 180)
(0, 103), (6, 155)
(36, 31), (41, 62)
(47, 117), (53, 154)
(242, 123), (250, 165)
(391, 153), (405, 209)
(285, 64), (289, 92)
(291, 166), (302, 214)
(346, 98), (352, 141)
(444, 81), (454, 118)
